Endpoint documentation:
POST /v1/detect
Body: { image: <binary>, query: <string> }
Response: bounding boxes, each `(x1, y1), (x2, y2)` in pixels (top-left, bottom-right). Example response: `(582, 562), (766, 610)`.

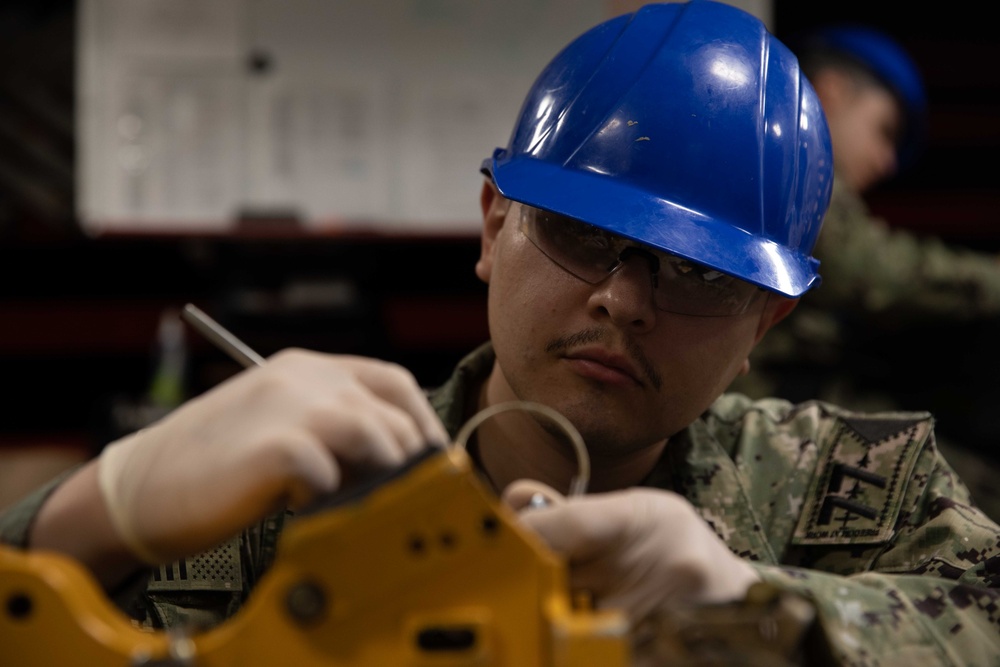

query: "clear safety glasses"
(518, 204), (765, 317)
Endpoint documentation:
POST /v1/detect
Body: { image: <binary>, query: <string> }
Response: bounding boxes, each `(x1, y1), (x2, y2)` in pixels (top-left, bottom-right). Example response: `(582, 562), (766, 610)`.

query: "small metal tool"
(181, 303), (266, 368)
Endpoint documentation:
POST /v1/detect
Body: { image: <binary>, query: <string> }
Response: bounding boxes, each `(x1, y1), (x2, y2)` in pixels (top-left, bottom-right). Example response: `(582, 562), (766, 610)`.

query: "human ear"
(737, 296), (797, 377)
(754, 295), (798, 344)
(475, 180), (510, 283)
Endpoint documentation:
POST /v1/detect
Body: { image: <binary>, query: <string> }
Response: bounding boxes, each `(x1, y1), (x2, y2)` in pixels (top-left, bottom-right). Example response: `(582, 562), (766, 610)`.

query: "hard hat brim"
(487, 152), (820, 300)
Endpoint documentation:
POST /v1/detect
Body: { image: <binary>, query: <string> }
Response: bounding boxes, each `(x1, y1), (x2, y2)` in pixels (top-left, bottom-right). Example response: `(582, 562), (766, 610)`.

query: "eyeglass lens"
(518, 205), (762, 317)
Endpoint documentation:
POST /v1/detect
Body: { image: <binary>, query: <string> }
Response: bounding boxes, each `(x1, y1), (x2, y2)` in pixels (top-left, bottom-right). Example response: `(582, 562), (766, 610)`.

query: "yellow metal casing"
(1, 447), (631, 666)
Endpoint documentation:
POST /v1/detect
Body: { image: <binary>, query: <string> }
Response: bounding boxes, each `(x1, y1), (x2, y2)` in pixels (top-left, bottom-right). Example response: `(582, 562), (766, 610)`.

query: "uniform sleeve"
(751, 436), (1000, 666)
(0, 468), (78, 548)
(811, 180), (1000, 324)
(0, 467), (279, 631)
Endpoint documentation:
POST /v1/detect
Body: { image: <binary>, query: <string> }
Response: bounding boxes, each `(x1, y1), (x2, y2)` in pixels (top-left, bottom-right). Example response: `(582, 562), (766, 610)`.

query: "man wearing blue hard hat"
(2, 2), (998, 665)
(731, 21), (1000, 521)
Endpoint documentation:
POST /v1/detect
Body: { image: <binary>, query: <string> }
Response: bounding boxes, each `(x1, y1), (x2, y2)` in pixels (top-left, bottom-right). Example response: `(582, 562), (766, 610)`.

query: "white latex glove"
(98, 349), (449, 564)
(503, 480), (760, 625)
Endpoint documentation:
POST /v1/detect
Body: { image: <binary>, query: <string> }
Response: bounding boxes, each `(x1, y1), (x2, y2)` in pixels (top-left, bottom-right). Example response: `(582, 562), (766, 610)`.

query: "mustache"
(545, 328), (663, 391)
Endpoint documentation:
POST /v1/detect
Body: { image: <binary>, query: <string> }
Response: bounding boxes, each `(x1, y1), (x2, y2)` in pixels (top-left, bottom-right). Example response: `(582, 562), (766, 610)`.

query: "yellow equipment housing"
(1, 446), (632, 666)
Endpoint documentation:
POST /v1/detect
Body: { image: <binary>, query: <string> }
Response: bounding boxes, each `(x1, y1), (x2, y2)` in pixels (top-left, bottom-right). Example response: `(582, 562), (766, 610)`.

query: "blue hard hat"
(482, 0), (833, 299)
(795, 25), (928, 168)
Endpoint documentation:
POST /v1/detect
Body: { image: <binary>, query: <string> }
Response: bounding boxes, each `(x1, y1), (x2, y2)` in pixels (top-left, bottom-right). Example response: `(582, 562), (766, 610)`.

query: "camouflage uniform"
(3, 342), (999, 665)
(730, 176), (1000, 521)
(732, 176), (1000, 400)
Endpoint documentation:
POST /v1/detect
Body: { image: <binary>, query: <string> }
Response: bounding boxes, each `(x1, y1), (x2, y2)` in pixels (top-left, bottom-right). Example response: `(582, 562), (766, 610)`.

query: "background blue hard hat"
(483, 0), (833, 299)
(793, 25), (928, 169)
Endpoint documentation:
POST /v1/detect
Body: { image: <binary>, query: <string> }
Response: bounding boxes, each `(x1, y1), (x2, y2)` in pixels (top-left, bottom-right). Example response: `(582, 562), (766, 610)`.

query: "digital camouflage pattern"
(810, 176), (1000, 324)
(730, 176), (1000, 522)
(436, 344), (1000, 665)
(813, 178), (1000, 320)
(732, 176), (1000, 404)
(2, 342), (999, 665)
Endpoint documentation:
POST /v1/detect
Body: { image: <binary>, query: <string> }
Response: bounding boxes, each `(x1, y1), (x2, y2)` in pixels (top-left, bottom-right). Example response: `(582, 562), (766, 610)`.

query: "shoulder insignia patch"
(792, 414), (932, 545)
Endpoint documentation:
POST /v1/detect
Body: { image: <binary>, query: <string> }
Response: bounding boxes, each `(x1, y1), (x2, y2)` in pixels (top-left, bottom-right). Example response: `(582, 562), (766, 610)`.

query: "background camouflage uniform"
(3, 342), (999, 664)
(730, 176), (1000, 521)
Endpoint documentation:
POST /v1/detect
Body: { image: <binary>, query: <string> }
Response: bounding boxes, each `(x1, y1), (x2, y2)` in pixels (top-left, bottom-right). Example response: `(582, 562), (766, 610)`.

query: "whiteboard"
(77, 0), (770, 236)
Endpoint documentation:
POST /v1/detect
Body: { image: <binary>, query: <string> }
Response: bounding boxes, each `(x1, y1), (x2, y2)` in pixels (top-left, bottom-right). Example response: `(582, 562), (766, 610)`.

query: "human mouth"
(563, 347), (644, 387)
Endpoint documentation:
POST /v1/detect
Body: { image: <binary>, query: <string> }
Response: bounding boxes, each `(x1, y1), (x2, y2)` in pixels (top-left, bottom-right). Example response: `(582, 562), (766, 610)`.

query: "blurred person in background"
(729, 23), (1000, 520)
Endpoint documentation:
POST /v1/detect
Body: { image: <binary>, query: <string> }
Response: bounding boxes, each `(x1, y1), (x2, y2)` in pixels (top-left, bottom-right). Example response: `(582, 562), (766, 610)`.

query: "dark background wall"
(0, 1), (997, 461)
(774, 2), (1000, 459)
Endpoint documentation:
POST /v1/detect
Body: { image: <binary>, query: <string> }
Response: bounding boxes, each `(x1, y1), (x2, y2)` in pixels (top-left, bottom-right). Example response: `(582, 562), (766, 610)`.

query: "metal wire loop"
(452, 400), (589, 497)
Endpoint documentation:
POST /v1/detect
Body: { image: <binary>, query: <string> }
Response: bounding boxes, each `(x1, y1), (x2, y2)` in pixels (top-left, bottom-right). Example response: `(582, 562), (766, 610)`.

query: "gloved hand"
(503, 480), (760, 625)
(98, 349), (449, 564)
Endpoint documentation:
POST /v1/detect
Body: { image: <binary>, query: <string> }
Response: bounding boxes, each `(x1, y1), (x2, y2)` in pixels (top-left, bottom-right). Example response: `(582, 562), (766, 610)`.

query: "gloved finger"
(516, 493), (632, 562)
(310, 401), (417, 470)
(263, 411), (410, 513)
(343, 396), (430, 459)
(333, 394), (428, 467)
(501, 479), (568, 511)
(345, 357), (451, 446)
(269, 350), (449, 451)
(278, 431), (342, 508)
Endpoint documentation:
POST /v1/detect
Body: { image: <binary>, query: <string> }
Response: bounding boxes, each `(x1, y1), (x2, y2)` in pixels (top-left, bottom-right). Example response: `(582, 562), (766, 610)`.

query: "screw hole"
(6, 593), (32, 620)
(481, 515), (499, 536)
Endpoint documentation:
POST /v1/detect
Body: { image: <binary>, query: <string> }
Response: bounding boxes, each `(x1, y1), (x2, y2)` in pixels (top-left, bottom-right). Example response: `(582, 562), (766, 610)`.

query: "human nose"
(586, 253), (657, 331)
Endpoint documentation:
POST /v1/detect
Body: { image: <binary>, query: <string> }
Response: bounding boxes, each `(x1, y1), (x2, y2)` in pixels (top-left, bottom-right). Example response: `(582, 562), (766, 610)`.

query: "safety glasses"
(518, 204), (765, 317)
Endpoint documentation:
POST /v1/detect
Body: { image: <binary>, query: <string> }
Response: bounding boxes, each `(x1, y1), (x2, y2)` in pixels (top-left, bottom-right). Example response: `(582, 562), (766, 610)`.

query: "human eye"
(548, 215), (619, 262)
(665, 257), (745, 301)
(577, 223), (616, 251)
